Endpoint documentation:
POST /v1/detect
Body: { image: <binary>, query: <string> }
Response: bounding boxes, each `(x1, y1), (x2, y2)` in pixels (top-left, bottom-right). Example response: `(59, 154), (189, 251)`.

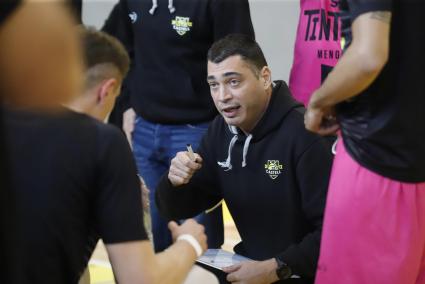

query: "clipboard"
(196, 249), (251, 271)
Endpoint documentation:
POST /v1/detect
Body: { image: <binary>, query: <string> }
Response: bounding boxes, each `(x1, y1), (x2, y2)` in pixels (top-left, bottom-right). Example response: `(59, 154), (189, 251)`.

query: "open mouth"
(221, 106), (241, 118)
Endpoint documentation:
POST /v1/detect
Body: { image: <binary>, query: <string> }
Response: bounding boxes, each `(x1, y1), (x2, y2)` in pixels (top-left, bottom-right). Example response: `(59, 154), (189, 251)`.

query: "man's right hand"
(122, 108), (136, 148)
(168, 219), (208, 253)
(305, 100), (339, 136)
(168, 151), (203, 186)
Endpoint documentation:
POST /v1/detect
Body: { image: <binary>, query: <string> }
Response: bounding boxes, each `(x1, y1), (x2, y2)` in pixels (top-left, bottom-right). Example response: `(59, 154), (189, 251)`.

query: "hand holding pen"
(186, 144), (196, 161)
(168, 144), (203, 187)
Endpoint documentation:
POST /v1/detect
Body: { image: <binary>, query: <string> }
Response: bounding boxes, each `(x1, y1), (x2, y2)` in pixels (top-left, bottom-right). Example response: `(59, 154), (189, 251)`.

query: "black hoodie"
(103, 0), (255, 124)
(156, 81), (333, 283)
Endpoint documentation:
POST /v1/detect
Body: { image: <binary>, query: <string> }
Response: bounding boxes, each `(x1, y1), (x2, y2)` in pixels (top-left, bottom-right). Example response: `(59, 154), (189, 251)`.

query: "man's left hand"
(223, 259), (279, 284)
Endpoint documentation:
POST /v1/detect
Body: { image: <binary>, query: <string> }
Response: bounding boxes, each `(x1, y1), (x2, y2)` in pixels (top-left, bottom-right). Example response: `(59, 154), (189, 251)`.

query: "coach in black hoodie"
(156, 34), (333, 284)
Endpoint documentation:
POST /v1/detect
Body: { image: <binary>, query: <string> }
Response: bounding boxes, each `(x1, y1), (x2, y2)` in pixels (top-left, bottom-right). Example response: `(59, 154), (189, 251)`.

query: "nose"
(217, 85), (232, 103)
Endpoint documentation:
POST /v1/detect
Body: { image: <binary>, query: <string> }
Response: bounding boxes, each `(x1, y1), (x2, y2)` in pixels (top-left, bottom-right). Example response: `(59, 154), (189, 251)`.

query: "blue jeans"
(133, 116), (224, 252)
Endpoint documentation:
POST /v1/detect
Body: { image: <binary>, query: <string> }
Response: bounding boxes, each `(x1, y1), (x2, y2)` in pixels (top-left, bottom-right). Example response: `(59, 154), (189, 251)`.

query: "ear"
(97, 78), (118, 104)
(260, 66), (272, 90)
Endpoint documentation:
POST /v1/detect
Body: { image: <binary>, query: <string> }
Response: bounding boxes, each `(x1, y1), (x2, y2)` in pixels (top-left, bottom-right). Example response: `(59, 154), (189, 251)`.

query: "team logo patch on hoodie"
(265, 160), (283, 180)
(171, 16), (193, 36)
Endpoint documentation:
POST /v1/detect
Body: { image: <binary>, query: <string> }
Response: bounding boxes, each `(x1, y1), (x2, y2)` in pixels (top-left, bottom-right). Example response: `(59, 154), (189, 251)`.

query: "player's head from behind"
(67, 27), (130, 121)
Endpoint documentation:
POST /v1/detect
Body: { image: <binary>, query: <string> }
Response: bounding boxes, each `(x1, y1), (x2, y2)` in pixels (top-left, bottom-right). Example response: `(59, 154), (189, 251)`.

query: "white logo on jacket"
(129, 12), (138, 23)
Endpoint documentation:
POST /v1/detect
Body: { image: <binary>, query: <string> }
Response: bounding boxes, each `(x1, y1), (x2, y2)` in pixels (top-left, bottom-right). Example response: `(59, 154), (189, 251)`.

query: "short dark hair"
(207, 34), (268, 75)
(80, 27), (130, 88)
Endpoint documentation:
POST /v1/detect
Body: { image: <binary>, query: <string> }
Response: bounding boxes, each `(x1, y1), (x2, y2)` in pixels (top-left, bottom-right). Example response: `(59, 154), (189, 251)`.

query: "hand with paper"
(224, 259), (279, 284)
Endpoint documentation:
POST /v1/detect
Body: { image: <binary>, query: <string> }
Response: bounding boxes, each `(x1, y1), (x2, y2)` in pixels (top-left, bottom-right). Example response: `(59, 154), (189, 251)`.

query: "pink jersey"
(289, 0), (342, 106)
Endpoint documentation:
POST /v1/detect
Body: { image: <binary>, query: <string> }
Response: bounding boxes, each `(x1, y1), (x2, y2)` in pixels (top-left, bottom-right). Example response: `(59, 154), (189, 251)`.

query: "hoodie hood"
(218, 80), (303, 170)
(250, 80), (303, 142)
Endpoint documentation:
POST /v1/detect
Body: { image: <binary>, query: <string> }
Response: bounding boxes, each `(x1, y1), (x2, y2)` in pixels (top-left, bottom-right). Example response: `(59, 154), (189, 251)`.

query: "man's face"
(207, 55), (270, 133)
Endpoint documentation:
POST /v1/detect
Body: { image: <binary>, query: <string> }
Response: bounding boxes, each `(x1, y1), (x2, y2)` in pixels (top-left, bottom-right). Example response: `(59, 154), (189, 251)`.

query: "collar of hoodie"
(217, 81), (298, 172)
(218, 125), (253, 171)
(149, 0), (176, 15)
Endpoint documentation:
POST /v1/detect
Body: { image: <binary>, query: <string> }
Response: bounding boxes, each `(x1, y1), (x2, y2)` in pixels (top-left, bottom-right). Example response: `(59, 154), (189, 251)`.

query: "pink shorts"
(315, 139), (425, 284)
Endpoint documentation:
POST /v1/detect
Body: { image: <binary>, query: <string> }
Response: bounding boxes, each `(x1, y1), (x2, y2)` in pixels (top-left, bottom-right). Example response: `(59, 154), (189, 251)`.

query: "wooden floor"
(88, 205), (241, 284)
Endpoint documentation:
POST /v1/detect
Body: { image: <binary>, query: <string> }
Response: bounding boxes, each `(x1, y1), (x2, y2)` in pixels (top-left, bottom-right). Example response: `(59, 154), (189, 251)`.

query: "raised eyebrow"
(223, 72), (242, 78)
(207, 72), (242, 82)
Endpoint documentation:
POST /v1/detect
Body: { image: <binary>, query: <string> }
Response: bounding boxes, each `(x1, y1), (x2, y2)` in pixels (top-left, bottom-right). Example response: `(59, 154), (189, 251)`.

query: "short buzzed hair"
(80, 27), (130, 89)
(207, 34), (268, 76)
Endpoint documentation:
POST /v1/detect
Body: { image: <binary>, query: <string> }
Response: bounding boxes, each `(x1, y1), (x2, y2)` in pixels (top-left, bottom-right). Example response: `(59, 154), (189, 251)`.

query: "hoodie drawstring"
(150, 0), (175, 15)
(242, 134), (253, 167)
(149, 0), (158, 15)
(217, 134), (238, 171)
(168, 0), (176, 13)
(218, 126), (254, 170)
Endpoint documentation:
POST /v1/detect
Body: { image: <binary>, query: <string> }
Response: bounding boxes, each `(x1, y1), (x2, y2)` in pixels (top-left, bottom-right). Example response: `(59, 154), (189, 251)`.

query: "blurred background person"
(0, 1), (82, 282)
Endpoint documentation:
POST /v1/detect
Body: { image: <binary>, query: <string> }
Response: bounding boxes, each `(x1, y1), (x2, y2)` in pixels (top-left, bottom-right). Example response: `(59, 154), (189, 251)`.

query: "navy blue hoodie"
(103, 0), (255, 124)
(156, 81), (334, 283)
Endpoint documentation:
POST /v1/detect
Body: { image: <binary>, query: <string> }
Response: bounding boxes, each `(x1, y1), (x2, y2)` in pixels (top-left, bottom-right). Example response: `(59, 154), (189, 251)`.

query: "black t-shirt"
(4, 108), (147, 283)
(336, 0), (425, 182)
